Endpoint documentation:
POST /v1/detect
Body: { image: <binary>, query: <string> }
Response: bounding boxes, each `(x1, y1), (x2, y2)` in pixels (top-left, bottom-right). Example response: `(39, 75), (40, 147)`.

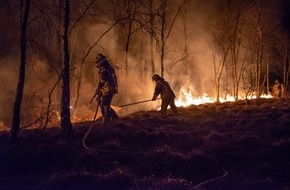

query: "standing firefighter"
(151, 74), (179, 117)
(94, 54), (118, 126)
(272, 80), (282, 98)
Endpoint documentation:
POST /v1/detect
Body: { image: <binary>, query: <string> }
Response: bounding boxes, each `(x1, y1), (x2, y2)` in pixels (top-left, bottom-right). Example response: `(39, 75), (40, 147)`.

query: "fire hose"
(82, 90), (101, 151)
(82, 96), (159, 153)
(119, 98), (161, 108)
(82, 96), (228, 185)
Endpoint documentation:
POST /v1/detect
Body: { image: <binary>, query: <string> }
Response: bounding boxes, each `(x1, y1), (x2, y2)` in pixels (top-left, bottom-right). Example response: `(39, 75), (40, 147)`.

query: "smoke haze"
(0, 0), (288, 129)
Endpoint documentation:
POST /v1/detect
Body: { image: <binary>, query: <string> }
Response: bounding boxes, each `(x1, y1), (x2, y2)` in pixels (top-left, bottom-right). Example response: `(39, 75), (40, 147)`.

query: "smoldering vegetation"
(0, 98), (290, 189)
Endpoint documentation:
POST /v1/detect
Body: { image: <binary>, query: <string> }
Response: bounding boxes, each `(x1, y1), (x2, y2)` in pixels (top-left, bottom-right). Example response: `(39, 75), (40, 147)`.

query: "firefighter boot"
(102, 106), (113, 127)
(110, 108), (119, 121)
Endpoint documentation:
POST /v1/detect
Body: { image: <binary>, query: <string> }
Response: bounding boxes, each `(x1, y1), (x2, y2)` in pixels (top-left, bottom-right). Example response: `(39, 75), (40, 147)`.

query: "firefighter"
(151, 74), (179, 117)
(95, 54), (119, 126)
(272, 80), (282, 98)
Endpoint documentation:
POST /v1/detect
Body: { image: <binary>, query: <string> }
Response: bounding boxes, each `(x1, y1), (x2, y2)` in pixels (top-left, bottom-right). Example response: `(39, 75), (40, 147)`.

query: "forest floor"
(0, 98), (290, 190)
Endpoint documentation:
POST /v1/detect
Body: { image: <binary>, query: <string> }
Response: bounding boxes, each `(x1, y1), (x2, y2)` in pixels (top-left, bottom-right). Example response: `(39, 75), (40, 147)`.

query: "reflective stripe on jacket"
(98, 60), (118, 95)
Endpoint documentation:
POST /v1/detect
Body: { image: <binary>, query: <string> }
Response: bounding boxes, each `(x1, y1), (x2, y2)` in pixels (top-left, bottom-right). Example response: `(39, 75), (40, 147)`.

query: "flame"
(53, 85), (274, 124)
(174, 85), (273, 107)
(0, 85), (275, 132)
(174, 86), (213, 106)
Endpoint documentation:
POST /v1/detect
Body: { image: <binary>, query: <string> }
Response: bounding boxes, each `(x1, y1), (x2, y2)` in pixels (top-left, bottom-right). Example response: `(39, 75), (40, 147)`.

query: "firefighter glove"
(96, 87), (102, 95)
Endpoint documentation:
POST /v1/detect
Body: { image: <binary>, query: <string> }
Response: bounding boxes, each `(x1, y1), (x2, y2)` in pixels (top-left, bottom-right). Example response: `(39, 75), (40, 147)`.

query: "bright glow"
(61, 86), (274, 123)
(260, 94), (273, 99)
(174, 86), (215, 107)
(174, 85), (273, 107)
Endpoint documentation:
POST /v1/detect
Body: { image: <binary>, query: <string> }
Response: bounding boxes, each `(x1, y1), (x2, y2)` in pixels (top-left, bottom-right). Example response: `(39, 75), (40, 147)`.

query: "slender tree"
(212, 43), (230, 103)
(60, 0), (74, 138)
(155, 0), (189, 77)
(10, 0), (31, 142)
(138, 0), (160, 77)
(112, 0), (141, 89)
(226, 0), (250, 100)
(275, 36), (290, 97)
(255, 0), (263, 98)
(149, 0), (155, 75)
(245, 0), (276, 98)
(208, 0), (232, 102)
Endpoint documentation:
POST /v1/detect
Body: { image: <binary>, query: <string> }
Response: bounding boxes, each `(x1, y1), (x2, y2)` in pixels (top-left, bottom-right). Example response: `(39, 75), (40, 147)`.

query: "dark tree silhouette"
(60, 0), (74, 138)
(10, 0), (31, 142)
(155, 0), (189, 77)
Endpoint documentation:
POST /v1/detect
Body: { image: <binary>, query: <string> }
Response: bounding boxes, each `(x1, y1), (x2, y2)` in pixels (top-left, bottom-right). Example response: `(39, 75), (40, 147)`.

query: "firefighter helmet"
(95, 54), (105, 65)
(152, 74), (161, 81)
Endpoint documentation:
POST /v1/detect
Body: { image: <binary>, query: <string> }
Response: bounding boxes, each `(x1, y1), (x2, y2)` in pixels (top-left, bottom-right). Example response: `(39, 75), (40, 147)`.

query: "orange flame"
(174, 85), (272, 107)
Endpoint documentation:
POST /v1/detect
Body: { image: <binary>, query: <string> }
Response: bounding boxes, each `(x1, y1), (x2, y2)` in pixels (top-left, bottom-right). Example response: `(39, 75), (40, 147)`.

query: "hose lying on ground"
(82, 121), (145, 154)
(193, 168), (228, 189)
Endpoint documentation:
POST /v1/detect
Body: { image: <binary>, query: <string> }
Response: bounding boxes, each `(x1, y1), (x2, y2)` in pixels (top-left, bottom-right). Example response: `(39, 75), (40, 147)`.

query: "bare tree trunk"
(113, 0), (137, 98)
(256, 25), (263, 98)
(10, 0), (31, 142)
(213, 51), (226, 103)
(284, 54), (289, 98)
(236, 49), (248, 97)
(182, 7), (189, 77)
(158, 0), (189, 77)
(150, 0), (155, 75)
(60, 0), (74, 138)
(57, 0), (63, 102)
(266, 52), (270, 94)
(255, 1), (263, 99)
(125, 32), (130, 79)
(160, 0), (167, 77)
(212, 40), (230, 103)
(160, 17), (165, 77)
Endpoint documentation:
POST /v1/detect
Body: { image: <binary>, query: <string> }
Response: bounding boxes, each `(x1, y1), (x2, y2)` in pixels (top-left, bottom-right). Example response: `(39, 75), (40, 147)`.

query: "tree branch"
(69, 0), (97, 34)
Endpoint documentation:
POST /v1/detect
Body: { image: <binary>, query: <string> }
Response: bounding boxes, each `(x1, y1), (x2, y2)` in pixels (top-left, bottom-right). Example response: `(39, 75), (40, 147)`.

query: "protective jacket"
(153, 77), (176, 100)
(98, 60), (118, 96)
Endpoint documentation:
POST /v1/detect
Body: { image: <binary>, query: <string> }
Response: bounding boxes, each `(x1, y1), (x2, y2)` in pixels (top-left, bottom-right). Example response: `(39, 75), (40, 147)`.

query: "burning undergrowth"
(0, 98), (290, 189)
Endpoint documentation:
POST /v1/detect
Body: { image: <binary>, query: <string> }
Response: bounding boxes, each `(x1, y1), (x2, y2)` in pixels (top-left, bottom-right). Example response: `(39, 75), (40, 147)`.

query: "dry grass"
(0, 98), (290, 189)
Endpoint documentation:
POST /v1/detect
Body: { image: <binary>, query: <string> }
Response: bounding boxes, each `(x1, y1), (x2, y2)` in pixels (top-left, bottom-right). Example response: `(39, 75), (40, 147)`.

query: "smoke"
(0, 57), (18, 128)
(0, 55), (62, 129)
(68, 0), (221, 118)
(162, 0), (217, 97)
(68, 20), (160, 118)
(3, 0), (272, 129)
(1, 0), (216, 129)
